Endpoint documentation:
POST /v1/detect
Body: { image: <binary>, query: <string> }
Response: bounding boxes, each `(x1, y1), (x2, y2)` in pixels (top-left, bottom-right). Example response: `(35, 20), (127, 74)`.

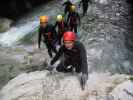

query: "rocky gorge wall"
(0, 0), (50, 19)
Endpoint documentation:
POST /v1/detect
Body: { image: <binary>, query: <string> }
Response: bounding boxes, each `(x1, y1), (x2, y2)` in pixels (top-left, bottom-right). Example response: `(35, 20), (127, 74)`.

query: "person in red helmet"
(48, 31), (88, 90)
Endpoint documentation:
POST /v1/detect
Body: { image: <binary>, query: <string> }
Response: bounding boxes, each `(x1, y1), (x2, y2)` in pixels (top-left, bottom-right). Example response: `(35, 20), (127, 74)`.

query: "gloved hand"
(80, 73), (88, 90)
(46, 64), (54, 72)
(47, 66), (54, 72)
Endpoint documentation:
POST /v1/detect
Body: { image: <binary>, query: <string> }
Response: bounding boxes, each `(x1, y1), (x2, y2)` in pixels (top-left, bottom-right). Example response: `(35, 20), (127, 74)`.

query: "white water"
(0, 21), (39, 46)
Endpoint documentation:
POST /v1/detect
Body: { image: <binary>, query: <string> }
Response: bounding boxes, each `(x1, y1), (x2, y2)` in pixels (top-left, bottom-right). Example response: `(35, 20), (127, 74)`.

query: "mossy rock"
(0, 18), (13, 33)
(129, 76), (133, 82)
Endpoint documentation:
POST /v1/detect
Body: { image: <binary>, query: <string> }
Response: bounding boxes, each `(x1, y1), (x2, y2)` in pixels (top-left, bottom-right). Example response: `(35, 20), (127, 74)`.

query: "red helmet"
(63, 31), (76, 41)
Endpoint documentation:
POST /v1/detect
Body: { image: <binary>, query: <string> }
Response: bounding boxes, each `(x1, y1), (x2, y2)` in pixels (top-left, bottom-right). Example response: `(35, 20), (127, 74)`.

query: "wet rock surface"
(0, 45), (49, 89)
(111, 80), (133, 100)
(80, 0), (133, 73)
(0, 72), (133, 100)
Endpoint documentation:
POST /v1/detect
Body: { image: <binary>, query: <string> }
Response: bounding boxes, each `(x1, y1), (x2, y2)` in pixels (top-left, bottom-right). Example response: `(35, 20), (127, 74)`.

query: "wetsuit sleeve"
(38, 28), (42, 48)
(51, 25), (58, 43)
(50, 47), (63, 65)
(65, 21), (68, 31)
(67, 13), (70, 25)
(79, 43), (88, 74)
(54, 22), (58, 29)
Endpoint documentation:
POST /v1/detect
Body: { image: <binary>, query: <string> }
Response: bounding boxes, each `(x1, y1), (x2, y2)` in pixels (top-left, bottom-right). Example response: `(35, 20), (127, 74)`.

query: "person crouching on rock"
(49, 31), (88, 90)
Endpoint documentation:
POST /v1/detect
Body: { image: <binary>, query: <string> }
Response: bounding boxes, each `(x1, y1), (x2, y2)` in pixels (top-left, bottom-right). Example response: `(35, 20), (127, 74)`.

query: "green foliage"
(129, 76), (133, 82)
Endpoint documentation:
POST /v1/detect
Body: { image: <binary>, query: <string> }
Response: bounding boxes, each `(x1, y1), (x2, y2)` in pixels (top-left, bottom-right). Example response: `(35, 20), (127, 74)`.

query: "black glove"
(80, 73), (88, 90)
(46, 64), (54, 72)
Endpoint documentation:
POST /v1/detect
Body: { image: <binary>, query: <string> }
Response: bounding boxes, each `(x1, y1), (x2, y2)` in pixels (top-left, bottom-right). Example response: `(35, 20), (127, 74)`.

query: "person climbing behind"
(38, 16), (58, 58)
(79, 0), (92, 16)
(54, 14), (68, 45)
(48, 31), (88, 90)
(67, 5), (80, 34)
(62, 0), (73, 15)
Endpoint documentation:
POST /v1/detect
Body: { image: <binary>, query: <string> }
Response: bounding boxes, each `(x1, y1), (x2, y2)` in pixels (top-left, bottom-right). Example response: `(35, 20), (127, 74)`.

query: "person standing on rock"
(38, 16), (58, 58)
(62, 0), (73, 16)
(67, 5), (80, 34)
(54, 14), (68, 45)
(79, 0), (92, 16)
(49, 31), (88, 90)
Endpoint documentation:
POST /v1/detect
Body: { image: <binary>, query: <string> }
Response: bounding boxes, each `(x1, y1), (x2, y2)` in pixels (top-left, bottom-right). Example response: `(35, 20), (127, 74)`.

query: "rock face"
(0, 71), (132, 100)
(0, 71), (82, 100)
(0, 45), (49, 89)
(79, 0), (133, 74)
(0, 0), (50, 19)
(111, 80), (133, 100)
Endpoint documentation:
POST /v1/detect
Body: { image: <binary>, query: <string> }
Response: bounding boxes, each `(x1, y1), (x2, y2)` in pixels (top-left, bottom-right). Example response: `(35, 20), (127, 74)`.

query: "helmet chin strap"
(67, 46), (73, 50)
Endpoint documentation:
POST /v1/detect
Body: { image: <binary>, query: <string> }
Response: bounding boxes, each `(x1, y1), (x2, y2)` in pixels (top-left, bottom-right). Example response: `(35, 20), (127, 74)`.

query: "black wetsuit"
(79, 0), (92, 16)
(54, 21), (68, 45)
(50, 41), (88, 75)
(63, 0), (73, 15)
(38, 24), (58, 58)
(67, 12), (80, 33)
